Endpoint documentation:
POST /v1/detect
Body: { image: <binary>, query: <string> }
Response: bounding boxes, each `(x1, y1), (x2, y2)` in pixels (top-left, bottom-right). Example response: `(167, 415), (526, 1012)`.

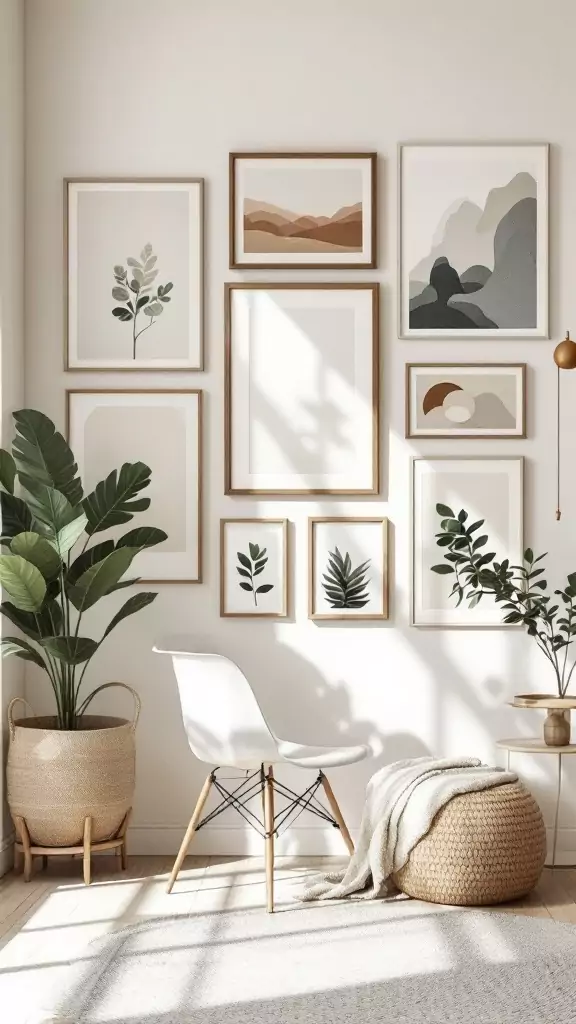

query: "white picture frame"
(67, 390), (202, 583)
(406, 363), (526, 438)
(225, 283), (379, 495)
(412, 456), (524, 627)
(399, 144), (548, 339)
(220, 519), (288, 618)
(309, 517), (389, 621)
(66, 179), (204, 370)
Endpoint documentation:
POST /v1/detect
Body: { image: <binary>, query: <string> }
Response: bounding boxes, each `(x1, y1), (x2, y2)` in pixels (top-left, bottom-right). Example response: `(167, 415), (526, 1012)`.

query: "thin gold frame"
(405, 362), (527, 439)
(229, 152), (377, 270)
(225, 282), (380, 496)
(66, 388), (203, 584)
(410, 455), (525, 629)
(308, 517), (389, 621)
(220, 518), (289, 619)
(64, 177), (205, 371)
(398, 142), (549, 340)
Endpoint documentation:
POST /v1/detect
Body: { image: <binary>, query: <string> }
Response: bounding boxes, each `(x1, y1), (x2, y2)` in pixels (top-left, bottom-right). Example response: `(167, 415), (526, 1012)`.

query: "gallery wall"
(0, 0), (24, 875)
(23, 0), (576, 858)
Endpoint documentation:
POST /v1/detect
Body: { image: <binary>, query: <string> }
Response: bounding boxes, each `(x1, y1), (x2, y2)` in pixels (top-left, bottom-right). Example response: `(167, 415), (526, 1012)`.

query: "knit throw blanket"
(302, 756), (517, 902)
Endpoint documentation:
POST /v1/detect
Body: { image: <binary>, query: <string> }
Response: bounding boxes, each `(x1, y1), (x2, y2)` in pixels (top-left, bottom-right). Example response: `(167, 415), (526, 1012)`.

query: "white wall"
(24, 0), (576, 860)
(0, 0), (24, 875)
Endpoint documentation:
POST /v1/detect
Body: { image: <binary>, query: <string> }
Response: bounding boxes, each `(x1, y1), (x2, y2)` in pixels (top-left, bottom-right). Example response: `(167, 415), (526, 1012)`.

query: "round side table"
(496, 738), (576, 868)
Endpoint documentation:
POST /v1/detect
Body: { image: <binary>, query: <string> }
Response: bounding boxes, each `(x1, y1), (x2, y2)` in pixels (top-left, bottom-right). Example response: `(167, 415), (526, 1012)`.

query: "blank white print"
(226, 285), (378, 494)
(412, 457), (523, 627)
(221, 520), (288, 617)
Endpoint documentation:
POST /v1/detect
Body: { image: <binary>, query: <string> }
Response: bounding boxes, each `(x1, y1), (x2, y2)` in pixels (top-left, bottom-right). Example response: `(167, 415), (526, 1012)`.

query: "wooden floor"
(1, 856), (576, 1021)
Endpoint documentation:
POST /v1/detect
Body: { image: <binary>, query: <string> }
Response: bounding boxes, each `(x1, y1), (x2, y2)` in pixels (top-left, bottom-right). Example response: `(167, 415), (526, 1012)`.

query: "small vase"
(543, 708), (571, 747)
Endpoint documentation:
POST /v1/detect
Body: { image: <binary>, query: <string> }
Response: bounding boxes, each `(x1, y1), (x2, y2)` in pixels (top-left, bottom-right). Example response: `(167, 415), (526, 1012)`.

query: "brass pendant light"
(553, 331), (576, 519)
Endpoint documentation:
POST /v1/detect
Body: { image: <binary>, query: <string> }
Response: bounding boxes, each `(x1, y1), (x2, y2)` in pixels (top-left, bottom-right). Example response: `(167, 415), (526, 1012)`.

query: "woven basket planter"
(393, 781), (546, 906)
(7, 689), (139, 848)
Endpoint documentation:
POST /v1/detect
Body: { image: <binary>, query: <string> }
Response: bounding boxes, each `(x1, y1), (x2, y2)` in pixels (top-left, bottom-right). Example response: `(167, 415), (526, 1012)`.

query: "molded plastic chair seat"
(276, 740), (369, 769)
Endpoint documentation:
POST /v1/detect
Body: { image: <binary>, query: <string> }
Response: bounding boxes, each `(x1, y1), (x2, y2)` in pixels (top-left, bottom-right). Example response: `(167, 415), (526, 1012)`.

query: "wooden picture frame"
(399, 143), (549, 339)
(230, 152), (377, 269)
(225, 282), (379, 495)
(405, 363), (527, 438)
(411, 455), (524, 628)
(65, 178), (204, 370)
(309, 517), (389, 621)
(66, 389), (203, 583)
(220, 518), (289, 618)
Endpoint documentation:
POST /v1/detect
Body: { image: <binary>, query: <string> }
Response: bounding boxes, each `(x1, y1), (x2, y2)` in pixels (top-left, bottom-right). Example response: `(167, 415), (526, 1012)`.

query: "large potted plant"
(0, 409), (166, 857)
(431, 503), (576, 746)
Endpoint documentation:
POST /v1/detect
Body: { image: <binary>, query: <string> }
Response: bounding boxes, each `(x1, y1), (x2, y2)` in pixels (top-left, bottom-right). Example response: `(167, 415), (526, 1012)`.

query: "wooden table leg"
(83, 817), (92, 885)
(15, 817), (33, 882)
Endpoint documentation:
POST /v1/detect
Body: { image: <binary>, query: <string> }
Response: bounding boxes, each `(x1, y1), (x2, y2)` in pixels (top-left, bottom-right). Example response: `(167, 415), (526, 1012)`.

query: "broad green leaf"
(19, 477), (81, 536)
(67, 547), (138, 611)
(472, 535), (488, 550)
(136, 295), (149, 311)
(102, 591), (157, 640)
(143, 302), (163, 317)
(237, 552), (251, 570)
(10, 532), (61, 579)
(115, 526), (167, 550)
(249, 542), (259, 560)
(12, 409), (82, 505)
(430, 564), (454, 575)
(1, 598), (62, 640)
(112, 286), (130, 301)
(0, 491), (33, 538)
(1, 636), (47, 669)
(254, 558), (267, 570)
(256, 584), (274, 594)
(239, 581), (252, 592)
(144, 254), (157, 270)
(0, 554), (46, 611)
(83, 462), (151, 535)
(49, 511), (88, 556)
(436, 503), (455, 517)
(524, 548), (534, 563)
(105, 577), (140, 594)
(162, 282), (173, 295)
(0, 450), (16, 494)
(132, 267), (145, 285)
(458, 510), (468, 523)
(236, 567), (251, 579)
(436, 535), (453, 547)
(41, 636), (97, 665)
(568, 573), (576, 591)
(466, 519), (485, 535)
(112, 306), (133, 321)
(127, 256), (142, 269)
(68, 540), (115, 585)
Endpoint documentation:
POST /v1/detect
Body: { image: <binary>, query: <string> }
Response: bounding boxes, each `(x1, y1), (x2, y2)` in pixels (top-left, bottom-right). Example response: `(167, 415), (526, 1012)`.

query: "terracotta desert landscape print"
(243, 198), (363, 254)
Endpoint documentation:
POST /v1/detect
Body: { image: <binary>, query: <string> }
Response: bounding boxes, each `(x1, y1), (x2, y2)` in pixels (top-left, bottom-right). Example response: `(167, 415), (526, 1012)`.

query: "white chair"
(153, 638), (369, 911)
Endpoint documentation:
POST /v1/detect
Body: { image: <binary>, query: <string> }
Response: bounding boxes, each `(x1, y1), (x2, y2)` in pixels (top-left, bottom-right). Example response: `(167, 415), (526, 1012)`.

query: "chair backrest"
(154, 640), (279, 769)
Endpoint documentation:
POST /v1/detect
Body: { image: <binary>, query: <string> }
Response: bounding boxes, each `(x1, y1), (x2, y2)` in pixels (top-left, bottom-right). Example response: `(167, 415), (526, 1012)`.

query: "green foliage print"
(236, 542), (274, 607)
(111, 243), (174, 358)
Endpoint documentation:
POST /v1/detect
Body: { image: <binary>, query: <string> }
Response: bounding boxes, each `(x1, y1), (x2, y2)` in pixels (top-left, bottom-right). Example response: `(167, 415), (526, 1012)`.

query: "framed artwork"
(65, 178), (204, 370)
(220, 519), (288, 618)
(230, 152), (376, 269)
(309, 518), (389, 621)
(399, 144), (548, 338)
(67, 390), (202, 583)
(225, 283), (379, 495)
(406, 364), (526, 438)
(412, 456), (524, 627)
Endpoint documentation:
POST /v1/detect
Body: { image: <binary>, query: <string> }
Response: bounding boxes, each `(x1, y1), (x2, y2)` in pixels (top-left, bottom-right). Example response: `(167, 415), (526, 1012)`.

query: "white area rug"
(48, 898), (576, 1024)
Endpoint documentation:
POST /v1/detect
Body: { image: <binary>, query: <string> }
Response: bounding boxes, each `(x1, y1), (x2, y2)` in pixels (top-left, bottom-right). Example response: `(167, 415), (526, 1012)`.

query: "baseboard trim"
(127, 825), (358, 856)
(0, 832), (15, 877)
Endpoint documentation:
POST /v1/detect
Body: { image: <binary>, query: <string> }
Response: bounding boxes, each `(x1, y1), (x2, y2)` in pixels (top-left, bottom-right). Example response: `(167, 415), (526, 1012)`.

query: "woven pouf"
(393, 782), (546, 906)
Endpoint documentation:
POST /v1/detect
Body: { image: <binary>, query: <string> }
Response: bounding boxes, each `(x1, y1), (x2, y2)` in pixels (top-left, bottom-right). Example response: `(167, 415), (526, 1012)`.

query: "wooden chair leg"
(83, 817), (92, 885)
(264, 765), (275, 913)
(15, 817), (32, 882)
(42, 855), (49, 871)
(118, 809), (131, 871)
(321, 774), (355, 856)
(167, 772), (213, 894)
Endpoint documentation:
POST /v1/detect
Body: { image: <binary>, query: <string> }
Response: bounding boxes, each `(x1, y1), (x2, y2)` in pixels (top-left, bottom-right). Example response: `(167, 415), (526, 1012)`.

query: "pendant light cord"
(553, 364), (557, 520)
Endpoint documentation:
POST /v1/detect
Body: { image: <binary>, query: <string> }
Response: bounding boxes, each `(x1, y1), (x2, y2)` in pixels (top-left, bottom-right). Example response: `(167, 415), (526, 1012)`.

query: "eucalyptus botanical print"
(237, 543), (274, 607)
(322, 547), (371, 609)
(111, 244), (174, 359)
(309, 518), (388, 620)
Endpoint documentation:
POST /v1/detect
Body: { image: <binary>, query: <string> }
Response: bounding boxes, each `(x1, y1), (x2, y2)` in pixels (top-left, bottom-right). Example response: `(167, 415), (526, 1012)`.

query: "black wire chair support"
(195, 765), (342, 840)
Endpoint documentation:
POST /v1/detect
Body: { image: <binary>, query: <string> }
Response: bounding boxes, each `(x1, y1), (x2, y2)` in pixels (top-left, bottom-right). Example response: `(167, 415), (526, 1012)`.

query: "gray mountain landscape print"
(409, 171), (537, 330)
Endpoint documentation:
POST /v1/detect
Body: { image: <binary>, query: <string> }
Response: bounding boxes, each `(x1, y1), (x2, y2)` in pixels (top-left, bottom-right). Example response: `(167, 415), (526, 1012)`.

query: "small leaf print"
(236, 543), (274, 607)
(111, 245), (176, 359)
